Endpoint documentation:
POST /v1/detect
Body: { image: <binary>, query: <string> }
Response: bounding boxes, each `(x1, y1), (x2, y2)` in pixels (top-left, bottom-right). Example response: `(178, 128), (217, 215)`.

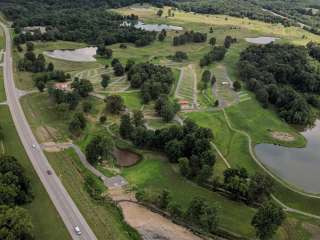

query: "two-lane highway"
(0, 22), (97, 240)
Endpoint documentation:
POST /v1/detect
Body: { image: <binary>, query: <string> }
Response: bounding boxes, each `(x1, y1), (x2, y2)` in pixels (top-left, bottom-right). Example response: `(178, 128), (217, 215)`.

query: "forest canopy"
(238, 43), (320, 125)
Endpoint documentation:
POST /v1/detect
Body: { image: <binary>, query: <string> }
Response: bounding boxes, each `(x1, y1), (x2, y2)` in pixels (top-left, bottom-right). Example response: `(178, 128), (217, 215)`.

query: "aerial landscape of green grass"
(3, 1), (320, 239)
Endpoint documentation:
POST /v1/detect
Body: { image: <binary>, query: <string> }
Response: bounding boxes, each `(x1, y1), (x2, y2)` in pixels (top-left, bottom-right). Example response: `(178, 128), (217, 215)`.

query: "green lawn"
(0, 106), (70, 240)
(47, 149), (139, 240)
(118, 91), (143, 110)
(122, 152), (257, 238)
(186, 110), (256, 173)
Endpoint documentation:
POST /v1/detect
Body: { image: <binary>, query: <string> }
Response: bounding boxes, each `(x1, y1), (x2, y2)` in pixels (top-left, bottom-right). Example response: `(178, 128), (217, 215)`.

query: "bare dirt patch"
(36, 126), (56, 143)
(109, 189), (201, 240)
(42, 141), (72, 152)
(270, 131), (295, 142)
(113, 148), (140, 167)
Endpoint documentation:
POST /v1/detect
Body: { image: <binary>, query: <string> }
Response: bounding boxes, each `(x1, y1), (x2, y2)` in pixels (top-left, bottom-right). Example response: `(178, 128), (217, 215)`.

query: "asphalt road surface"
(0, 22), (97, 240)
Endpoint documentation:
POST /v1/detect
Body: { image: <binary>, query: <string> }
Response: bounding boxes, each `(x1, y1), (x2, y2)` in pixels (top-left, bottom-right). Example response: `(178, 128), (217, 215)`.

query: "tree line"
(173, 31), (207, 46)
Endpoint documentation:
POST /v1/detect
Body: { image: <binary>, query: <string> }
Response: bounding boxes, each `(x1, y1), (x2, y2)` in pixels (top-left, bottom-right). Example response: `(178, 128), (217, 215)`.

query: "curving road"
(0, 22), (97, 240)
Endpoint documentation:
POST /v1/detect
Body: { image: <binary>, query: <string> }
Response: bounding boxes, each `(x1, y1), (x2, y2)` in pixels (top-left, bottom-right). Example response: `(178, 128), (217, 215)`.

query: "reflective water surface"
(255, 120), (320, 193)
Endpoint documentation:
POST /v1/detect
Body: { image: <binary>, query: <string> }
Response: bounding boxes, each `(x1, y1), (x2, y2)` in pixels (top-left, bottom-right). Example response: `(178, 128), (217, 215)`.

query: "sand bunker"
(271, 131), (295, 142)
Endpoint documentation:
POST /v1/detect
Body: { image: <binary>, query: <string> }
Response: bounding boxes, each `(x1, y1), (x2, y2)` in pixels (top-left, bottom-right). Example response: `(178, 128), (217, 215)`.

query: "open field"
(47, 149), (138, 240)
(0, 106), (70, 240)
(10, 4), (320, 239)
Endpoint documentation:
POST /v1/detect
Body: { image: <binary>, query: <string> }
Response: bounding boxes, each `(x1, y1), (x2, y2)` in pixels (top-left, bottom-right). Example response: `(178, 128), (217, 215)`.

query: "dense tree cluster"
(85, 134), (114, 165)
(127, 63), (175, 103)
(0, 205), (34, 240)
(96, 46), (113, 59)
(71, 78), (94, 97)
(251, 201), (286, 240)
(155, 95), (180, 122)
(120, 117), (216, 183)
(239, 44), (320, 125)
(105, 95), (125, 114)
(173, 31), (207, 46)
(69, 112), (87, 135)
(0, 156), (32, 206)
(200, 46), (227, 67)
(223, 168), (273, 204)
(307, 41), (320, 61)
(18, 51), (51, 73)
(48, 87), (80, 110)
(172, 51), (188, 62)
(224, 35), (237, 49)
(5, 0), (156, 47)
(0, 156), (34, 239)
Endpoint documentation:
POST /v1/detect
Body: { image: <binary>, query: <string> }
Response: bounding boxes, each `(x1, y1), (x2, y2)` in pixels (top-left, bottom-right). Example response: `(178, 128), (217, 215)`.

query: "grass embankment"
(122, 151), (256, 238)
(47, 149), (139, 240)
(0, 106), (70, 240)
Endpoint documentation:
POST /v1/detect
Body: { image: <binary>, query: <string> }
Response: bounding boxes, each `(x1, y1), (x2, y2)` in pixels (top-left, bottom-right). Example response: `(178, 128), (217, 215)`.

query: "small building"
(54, 82), (69, 91)
(178, 99), (190, 109)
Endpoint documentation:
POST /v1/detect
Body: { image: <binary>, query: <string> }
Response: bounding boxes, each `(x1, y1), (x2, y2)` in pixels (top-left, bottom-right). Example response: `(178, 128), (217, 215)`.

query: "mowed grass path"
(47, 149), (138, 240)
(0, 106), (70, 240)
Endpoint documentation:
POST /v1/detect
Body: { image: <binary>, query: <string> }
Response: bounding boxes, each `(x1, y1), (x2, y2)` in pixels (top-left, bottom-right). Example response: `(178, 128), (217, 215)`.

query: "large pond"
(255, 120), (320, 193)
(44, 47), (97, 62)
(122, 21), (183, 32)
(245, 37), (279, 44)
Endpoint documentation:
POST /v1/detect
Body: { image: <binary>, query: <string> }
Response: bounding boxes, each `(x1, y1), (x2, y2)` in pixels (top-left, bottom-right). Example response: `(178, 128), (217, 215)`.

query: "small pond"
(245, 37), (279, 44)
(113, 148), (140, 167)
(44, 47), (97, 62)
(255, 120), (320, 193)
(122, 21), (183, 32)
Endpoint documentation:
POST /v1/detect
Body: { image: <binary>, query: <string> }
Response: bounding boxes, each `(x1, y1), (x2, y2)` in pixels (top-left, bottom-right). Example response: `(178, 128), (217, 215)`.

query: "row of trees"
(239, 44), (319, 125)
(173, 31), (207, 46)
(0, 155), (34, 239)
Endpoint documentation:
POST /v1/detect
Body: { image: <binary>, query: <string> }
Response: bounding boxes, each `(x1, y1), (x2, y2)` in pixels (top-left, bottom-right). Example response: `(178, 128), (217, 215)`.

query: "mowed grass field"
(0, 106), (70, 240)
(47, 149), (139, 240)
